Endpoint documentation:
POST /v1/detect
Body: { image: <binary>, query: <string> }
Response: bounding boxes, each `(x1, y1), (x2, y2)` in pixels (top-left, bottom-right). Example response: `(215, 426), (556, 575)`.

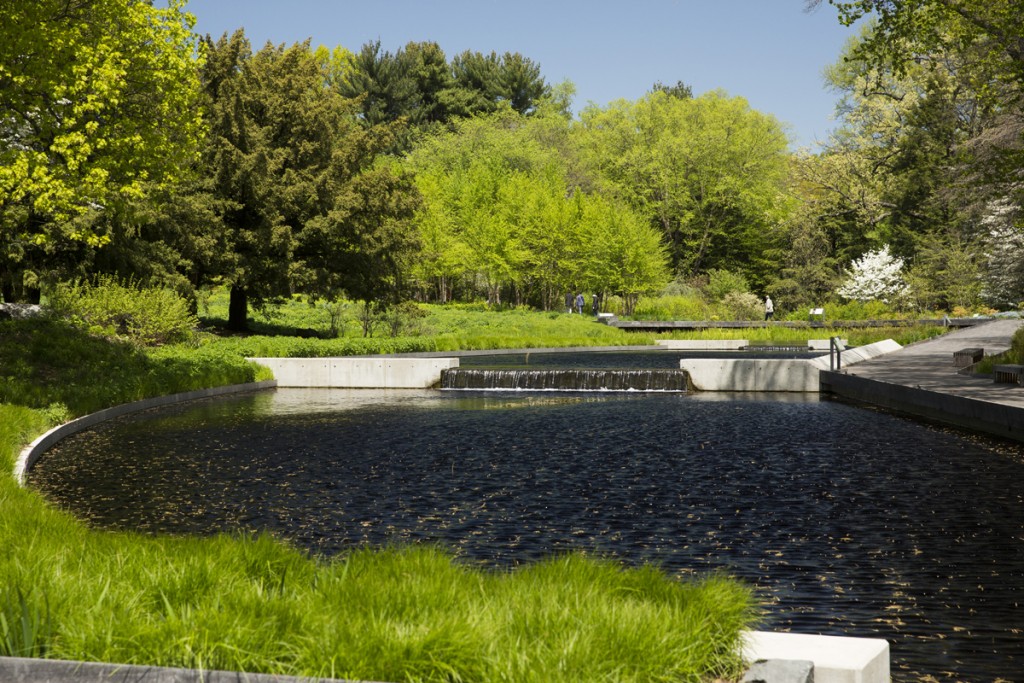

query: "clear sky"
(177, 0), (863, 150)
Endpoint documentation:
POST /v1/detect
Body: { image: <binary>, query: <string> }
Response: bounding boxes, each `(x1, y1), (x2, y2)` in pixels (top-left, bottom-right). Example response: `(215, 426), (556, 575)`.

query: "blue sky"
(178, 0), (863, 149)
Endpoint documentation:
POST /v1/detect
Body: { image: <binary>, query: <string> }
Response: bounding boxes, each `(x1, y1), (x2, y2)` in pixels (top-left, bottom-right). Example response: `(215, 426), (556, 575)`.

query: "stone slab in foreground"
(743, 631), (890, 683)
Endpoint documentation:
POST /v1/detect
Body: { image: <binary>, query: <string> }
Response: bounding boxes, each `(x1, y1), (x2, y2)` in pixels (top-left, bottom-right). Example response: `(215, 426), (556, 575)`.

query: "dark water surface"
(29, 388), (1024, 681)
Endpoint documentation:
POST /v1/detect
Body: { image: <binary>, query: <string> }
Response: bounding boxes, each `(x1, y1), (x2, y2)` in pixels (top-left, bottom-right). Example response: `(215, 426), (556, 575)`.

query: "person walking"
(566, 291), (574, 313)
(576, 292), (585, 315)
(764, 295), (774, 321)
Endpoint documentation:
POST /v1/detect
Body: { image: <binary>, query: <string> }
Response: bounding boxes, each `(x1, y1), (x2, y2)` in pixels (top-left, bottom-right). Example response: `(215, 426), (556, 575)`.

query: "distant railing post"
(830, 336), (842, 371)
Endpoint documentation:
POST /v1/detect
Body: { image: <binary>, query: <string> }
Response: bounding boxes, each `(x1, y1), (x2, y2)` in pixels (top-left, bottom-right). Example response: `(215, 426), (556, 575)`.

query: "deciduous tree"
(0, 0), (203, 299)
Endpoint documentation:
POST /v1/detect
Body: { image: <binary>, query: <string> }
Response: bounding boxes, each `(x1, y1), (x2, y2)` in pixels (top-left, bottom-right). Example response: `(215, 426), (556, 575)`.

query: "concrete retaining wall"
(682, 358), (822, 391)
(821, 370), (1024, 442)
(249, 357), (459, 388)
(681, 340), (902, 392)
(15, 381), (277, 484)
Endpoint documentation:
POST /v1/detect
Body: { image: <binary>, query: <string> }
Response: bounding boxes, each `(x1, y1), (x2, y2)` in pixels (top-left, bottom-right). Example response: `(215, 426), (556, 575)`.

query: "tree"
(651, 80), (693, 99)
(200, 32), (418, 330)
(0, 0), (203, 298)
(837, 245), (911, 302)
(807, 13), (1021, 310)
(810, 0), (1024, 88)
(578, 91), (791, 287)
(404, 109), (669, 309)
(338, 40), (417, 127)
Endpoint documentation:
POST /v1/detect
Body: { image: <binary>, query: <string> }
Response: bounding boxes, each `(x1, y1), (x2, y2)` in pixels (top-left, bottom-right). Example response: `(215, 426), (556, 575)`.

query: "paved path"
(842, 318), (1024, 406)
(824, 318), (1024, 441)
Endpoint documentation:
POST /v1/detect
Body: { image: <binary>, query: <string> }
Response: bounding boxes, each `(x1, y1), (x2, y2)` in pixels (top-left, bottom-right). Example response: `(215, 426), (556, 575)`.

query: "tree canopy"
(0, 0), (203, 299)
(199, 31), (419, 330)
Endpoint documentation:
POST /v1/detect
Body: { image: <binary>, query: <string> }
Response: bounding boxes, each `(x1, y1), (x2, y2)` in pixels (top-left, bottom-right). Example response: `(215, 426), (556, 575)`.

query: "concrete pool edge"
(14, 380), (278, 485)
(0, 630), (890, 683)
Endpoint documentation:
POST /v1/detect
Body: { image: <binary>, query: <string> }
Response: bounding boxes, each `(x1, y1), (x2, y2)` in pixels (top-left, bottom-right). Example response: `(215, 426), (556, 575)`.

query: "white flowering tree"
(837, 245), (911, 303)
(982, 199), (1024, 308)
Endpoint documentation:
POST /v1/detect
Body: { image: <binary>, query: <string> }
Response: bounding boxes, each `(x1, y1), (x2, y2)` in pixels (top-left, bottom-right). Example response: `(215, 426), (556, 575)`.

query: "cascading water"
(440, 368), (688, 392)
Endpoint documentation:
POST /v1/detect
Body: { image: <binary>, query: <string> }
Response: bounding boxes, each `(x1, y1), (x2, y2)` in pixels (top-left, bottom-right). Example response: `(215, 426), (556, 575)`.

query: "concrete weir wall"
(680, 340), (902, 392)
(249, 357), (459, 388)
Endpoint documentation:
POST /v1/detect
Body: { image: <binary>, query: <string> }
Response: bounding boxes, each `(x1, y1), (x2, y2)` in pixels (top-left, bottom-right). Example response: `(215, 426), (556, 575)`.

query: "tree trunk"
(228, 286), (249, 332)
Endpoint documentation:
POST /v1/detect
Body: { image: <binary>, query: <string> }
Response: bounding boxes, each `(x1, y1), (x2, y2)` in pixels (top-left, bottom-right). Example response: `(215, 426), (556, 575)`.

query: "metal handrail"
(830, 336), (842, 371)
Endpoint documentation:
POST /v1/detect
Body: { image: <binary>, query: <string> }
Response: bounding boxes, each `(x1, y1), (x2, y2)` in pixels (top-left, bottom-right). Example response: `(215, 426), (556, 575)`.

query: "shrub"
(48, 276), (197, 346)
(705, 269), (750, 303)
(633, 295), (707, 321)
(825, 299), (905, 321)
(718, 291), (762, 320)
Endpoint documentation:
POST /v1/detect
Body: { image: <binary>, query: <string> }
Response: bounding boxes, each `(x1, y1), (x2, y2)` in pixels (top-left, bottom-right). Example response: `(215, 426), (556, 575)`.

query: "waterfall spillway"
(440, 369), (688, 392)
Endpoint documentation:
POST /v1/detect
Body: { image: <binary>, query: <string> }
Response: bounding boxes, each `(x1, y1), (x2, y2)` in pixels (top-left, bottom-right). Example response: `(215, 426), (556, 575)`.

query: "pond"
(28, 384), (1024, 681)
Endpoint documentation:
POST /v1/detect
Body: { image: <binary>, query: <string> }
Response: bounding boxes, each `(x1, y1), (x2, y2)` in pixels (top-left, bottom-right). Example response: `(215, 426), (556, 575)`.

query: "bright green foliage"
(578, 91), (792, 288)
(406, 110), (669, 309)
(0, 0), (203, 242)
(47, 276), (198, 346)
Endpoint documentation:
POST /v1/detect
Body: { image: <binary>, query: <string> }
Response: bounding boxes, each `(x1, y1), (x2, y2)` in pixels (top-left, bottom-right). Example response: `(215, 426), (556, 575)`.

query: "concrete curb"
(0, 656), (376, 682)
(0, 629), (889, 683)
(14, 380), (277, 484)
(821, 370), (1024, 442)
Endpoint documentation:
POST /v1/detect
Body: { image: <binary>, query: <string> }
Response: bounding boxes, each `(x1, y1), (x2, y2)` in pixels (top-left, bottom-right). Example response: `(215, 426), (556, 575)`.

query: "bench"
(953, 347), (984, 368)
(994, 364), (1024, 385)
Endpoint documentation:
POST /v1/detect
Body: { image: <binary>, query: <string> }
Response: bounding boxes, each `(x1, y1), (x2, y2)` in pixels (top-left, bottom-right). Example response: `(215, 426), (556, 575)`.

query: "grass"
(1, 315), (757, 681)
(652, 325), (949, 347)
(196, 288), (949, 358)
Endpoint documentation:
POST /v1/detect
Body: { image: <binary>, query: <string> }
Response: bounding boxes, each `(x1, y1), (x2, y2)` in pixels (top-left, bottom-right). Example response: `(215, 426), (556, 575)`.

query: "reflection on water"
(28, 388), (1024, 681)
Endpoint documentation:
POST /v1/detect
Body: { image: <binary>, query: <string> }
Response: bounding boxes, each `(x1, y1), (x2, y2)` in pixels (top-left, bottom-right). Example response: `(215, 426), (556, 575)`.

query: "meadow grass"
(1, 317), (757, 681)
(653, 325), (948, 347)
(197, 288), (946, 357)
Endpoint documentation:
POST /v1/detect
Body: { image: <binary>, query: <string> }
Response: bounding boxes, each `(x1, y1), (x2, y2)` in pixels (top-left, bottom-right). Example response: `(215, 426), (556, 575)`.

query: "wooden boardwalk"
(609, 317), (988, 332)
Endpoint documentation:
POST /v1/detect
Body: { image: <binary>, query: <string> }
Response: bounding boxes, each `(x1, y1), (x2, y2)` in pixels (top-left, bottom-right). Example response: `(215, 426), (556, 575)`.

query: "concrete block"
(249, 357), (459, 389)
(680, 340), (901, 392)
(680, 358), (822, 391)
(742, 631), (889, 683)
(656, 339), (748, 350)
(0, 656), (362, 682)
(742, 658), (814, 683)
